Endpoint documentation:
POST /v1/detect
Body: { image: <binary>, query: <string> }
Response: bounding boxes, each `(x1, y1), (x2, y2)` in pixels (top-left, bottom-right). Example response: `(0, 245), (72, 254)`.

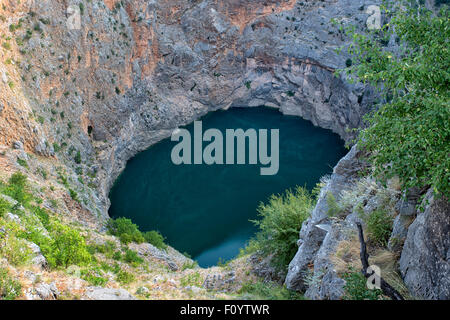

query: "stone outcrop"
(285, 144), (449, 300)
(83, 287), (136, 300)
(285, 144), (364, 296)
(399, 191), (450, 300)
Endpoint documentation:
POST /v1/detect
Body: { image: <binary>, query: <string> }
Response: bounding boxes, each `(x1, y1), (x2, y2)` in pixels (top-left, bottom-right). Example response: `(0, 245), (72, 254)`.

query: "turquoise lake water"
(109, 107), (347, 267)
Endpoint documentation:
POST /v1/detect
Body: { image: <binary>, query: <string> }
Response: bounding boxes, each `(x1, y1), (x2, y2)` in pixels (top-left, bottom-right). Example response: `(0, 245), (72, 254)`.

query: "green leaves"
(4, 172), (32, 205)
(107, 217), (145, 244)
(35, 221), (92, 269)
(0, 268), (22, 300)
(250, 187), (314, 272)
(107, 217), (168, 249)
(343, 2), (450, 198)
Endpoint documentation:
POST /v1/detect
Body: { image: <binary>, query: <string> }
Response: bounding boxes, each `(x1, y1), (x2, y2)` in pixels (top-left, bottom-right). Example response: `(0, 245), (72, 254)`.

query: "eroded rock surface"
(0, 0), (381, 216)
(83, 287), (136, 300)
(399, 192), (450, 300)
(285, 145), (364, 293)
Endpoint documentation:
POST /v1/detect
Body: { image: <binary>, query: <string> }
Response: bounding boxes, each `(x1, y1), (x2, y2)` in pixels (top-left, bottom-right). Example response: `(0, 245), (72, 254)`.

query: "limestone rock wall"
(2, 0), (381, 217)
(399, 192), (450, 300)
(2, 0), (448, 300)
(285, 144), (449, 300)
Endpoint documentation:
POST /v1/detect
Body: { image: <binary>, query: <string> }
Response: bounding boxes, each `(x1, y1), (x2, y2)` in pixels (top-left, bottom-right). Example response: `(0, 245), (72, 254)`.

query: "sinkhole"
(108, 107), (347, 267)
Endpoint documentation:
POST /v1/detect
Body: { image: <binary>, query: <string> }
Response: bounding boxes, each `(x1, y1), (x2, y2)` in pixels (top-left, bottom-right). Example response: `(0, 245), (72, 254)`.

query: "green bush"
(123, 249), (143, 266)
(81, 267), (108, 287)
(143, 230), (167, 250)
(24, 222), (91, 269)
(181, 261), (198, 271)
(0, 197), (10, 218)
(68, 189), (79, 202)
(342, 269), (383, 300)
(180, 271), (202, 287)
(112, 251), (122, 261)
(4, 172), (31, 205)
(343, 2), (450, 198)
(17, 158), (28, 168)
(116, 269), (135, 285)
(107, 217), (144, 244)
(326, 192), (341, 217)
(74, 151), (82, 164)
(0, 268), (22, 300)
(47, 222), (92, 268)
(88, 241), (116, 258)
(364, 209), (393, 247)
(30, 205), (50, 228)
(249, 186), (314, 272)
(0, 236), (32, 266)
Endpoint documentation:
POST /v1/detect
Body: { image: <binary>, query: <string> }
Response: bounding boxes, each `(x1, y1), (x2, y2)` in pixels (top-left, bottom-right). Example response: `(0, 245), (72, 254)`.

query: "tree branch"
(356, 222), (404, 300)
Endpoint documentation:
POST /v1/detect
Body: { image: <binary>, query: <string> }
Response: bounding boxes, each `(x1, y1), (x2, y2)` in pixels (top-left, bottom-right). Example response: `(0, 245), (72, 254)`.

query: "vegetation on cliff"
(342, 1), (449, 198)
(245, 186), (314, 273)
(0, 171), (294, 300)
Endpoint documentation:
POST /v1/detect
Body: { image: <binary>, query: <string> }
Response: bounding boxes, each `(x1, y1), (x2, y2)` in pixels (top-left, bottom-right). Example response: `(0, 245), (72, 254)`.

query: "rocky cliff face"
(1, 0), (447, 300)
(1, 0), (379, 217)
(285, 144), (449, 300)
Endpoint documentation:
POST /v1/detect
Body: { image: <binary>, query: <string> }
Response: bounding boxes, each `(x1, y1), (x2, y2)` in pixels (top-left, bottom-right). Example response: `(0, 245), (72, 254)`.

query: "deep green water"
(109, 107), (347, 267)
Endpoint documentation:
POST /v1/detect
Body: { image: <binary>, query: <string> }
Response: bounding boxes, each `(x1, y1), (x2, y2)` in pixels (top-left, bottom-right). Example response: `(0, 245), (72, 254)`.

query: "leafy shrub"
(53, 143), (61, 152)
(68, 189), (79, 202)
(4, 172), (31, 205)
(342, 2), (450, 198)
(112, 251), (122, 261)
(107, 217), (145, 244)
(0, 197), (10, 218)
(181, 261), (198, 271)
(180, 272), (202, 287)
(88, 241), (116, 258)
(0, 236), (32, 266)
(326, 192), (341, 217)
(0, 268), (22, 300)
(342, 269), (383, 300)
(47, 222), (92, 268)
(143, 231), (167, 250)
(74, 151), (81, 164)
(116, 269), (135, 285)
(26, 222), (92, 269)
(249, 186), (314, 272)
(81, 268), (108, 287)
(16, 158), (28, 168)
(30, 205), (50, 228)
(123, 249), (143, 266)
(364, 209), (393, 247)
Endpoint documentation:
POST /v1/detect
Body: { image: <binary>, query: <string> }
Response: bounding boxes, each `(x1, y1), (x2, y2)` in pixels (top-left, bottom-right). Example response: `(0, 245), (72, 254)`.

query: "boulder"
(32, 283), (59, 300)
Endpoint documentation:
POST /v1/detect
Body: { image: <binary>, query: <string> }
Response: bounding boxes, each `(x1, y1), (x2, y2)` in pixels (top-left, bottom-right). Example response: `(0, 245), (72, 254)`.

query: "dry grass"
(332, 236), (413, 299)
